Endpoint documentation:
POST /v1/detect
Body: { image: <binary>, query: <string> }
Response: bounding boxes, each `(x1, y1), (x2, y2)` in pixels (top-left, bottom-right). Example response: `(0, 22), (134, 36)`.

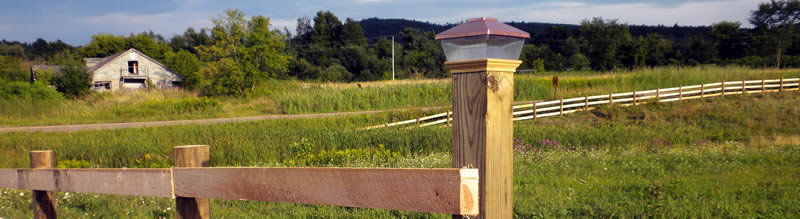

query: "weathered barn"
(85, 48), (182, 91)
(30, 48), (182, 91)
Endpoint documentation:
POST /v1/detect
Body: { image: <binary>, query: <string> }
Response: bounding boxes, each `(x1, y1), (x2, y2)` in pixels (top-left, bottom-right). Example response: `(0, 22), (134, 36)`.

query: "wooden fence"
(0, 146), (480, 218)
(362, 77), (800, 129)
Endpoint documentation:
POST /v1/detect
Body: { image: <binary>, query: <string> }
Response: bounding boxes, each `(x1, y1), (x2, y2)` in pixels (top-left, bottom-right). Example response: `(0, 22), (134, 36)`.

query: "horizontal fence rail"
(361, 77), (800, 129)
(0, 147), (480, 217)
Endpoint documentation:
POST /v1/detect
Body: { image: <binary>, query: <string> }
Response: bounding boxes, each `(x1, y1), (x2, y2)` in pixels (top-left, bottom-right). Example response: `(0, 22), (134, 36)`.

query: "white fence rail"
(361, 77), (800, 130)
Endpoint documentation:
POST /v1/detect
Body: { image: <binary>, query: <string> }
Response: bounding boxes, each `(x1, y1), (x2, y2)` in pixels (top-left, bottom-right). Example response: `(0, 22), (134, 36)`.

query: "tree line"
(2, 0), (800, 98)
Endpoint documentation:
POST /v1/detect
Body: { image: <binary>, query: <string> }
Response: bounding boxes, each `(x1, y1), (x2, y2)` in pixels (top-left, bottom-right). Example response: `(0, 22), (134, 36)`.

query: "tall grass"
(0, 92), (799, 217)
(0, 92), (797, 168)
(2, 66), (798, 126)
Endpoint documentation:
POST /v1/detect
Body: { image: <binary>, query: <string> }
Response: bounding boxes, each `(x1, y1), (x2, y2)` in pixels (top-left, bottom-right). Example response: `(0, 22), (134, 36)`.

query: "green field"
(1, 90), (798, 217)
(2, 66), (799, 126)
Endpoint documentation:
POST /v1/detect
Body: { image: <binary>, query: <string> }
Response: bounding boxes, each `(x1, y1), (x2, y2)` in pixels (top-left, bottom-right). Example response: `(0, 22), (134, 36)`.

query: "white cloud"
(81, 11), (211, 37)
(422, 0), (761, 27)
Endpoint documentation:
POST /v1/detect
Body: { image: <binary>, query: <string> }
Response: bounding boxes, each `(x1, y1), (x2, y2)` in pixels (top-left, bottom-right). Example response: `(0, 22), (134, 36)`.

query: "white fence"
(362, 77), (800, 130)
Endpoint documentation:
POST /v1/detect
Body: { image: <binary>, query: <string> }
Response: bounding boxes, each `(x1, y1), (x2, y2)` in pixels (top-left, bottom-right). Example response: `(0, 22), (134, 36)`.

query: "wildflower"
(145, 154), (152, 159)
(19, 192), (24, 197)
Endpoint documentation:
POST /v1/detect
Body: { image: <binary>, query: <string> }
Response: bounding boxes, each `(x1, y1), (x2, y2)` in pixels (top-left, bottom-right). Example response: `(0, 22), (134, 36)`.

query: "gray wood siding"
(91, 50), (182, 91)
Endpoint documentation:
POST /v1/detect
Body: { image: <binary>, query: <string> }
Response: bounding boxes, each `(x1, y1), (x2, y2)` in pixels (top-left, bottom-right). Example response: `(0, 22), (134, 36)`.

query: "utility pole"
(392, 36), (395, 80)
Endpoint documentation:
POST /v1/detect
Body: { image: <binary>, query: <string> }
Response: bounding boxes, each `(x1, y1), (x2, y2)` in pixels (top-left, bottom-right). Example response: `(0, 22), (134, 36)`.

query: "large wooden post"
(174, 145), (211, 219)
(449, 58), (519, 218)
(30, 150), (57, 219)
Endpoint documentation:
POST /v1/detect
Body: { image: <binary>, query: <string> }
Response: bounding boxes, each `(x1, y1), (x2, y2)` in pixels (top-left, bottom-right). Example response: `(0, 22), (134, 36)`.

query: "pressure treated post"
(742, 80), (746, 94)
(174, 145), (211, 219)
(30, 150), (56, 219)
(722, 81), (726, 95)
(448, 58), (519, 218)
(584, 95), (589, 110)
(656, 88), (660, 101)
(701, 84), (705, 98)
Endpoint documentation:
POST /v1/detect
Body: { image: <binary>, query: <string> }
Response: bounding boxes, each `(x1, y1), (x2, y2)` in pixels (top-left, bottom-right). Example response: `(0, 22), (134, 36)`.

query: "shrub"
(0, 81), (62, 101)
(284, 144), (401, 167)
(57, 159), (91, 168)
(52, 65), (92, 98)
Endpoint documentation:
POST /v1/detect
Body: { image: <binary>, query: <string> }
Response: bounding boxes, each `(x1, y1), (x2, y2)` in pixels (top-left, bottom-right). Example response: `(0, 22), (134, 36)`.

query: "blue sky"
(0, 0), (764, 45)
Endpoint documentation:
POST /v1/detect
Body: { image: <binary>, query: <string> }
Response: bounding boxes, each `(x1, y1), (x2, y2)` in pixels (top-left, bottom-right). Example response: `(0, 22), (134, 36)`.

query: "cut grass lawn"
(0, 90), (798, 217)
(2, 66), (799, 126)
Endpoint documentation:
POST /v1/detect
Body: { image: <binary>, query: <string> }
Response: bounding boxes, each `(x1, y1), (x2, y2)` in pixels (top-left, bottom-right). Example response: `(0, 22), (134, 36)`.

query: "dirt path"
(0, 106), (448, 133)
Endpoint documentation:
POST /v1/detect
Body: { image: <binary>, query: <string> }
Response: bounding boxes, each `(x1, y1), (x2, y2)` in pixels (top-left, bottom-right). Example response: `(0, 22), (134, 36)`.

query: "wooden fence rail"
(362, 77), (800, 129)
(0, 147), (480, 218)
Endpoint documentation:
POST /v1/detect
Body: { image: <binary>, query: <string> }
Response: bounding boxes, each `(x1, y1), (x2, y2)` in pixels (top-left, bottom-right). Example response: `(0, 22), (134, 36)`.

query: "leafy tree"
(341, 18), (367, 46)
(579, 17), (632, 71)
(128, 32), (172, 62)
(311, 11), (343, 48)
(243, 16), (291, 82)
(82, 34), (128, 57)
(711, 21), (747, 60)
(644, 34), (673, 66)
(686, 36), (716, 64)
(0, 44), (25, 58)
(165, 49), (202, 89)
(750, 0), (800, 68)
(52, 61), (91, 98)
(196, 9), (290, 96)
(0, 55), (27, 82)
(399, 28), (445, 77)
(296, 16), (312, 42)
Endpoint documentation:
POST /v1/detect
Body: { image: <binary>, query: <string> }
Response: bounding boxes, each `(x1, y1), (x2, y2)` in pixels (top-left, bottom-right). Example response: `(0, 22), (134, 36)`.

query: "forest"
(2, 0), (800, 97)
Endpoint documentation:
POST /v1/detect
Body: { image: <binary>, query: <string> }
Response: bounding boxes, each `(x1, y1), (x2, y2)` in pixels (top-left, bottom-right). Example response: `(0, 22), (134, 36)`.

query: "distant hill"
(359, 18), (712, 44)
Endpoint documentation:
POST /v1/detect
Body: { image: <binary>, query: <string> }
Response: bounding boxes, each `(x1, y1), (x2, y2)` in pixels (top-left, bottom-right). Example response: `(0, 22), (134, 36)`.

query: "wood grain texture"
(174, 145), (210, 219)
(30, 150), (56, 219)
(0, 169), (17, 188)
(451, 68), (515, 218)
(3, 168), (173, 197)
(172, 167), (478, 215)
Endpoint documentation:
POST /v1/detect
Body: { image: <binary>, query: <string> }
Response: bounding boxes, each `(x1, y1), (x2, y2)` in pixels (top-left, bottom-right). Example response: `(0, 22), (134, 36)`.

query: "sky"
(0, 0), (766, 46)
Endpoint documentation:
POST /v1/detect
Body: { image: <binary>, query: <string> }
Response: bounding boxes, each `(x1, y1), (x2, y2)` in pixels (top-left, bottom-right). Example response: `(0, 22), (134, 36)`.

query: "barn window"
(93, 81), (111, 90)
(128, 61), (138, 74)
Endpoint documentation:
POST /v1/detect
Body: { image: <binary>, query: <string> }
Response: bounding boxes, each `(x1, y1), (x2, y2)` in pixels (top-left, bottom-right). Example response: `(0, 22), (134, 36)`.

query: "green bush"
(52, 65), (92, 98)
(284, 144), (401, 167)
(0, 81), (62, 100)
(57, 159), (91, 168)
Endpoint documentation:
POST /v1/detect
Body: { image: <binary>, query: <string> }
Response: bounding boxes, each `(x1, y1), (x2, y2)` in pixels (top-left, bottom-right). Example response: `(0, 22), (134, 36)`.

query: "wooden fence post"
(559, 99), (564, 115)
(632, 91), (637, 106)
(175, 145), (211, 219)
(780, 77), (784, 91)
(742, 80), (746, 94)
(446, 111), (451, 125)
(701, 84), (705, 98)
(533, 103), (537, 120)
(584, 95), (589, 110)
(609, 93), (614, 106)
(679, 86), (683, 101)
(656, 88), (660, 101)
(762, 79), (766, 93)
(30, 150), (56, 219)
(448, 58), (519, 218)
(722, 81), (726, 95)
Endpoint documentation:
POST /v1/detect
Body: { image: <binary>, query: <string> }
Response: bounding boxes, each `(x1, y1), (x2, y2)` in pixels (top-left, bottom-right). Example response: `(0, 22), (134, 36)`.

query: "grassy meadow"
(1, 91), (799, 217)
(2, 65), (800, 126)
